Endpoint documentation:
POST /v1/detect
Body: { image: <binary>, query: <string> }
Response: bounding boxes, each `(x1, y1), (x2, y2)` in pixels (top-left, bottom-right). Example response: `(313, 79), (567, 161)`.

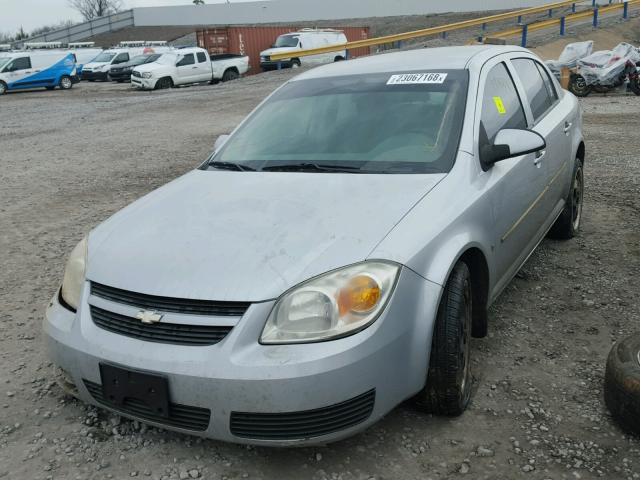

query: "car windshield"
(210, 70), (469, 174)
(0, 57), (11, 70)
(129, 55), (148, 65)
(274, 35), (300, 48)
(144, 54), (161, 63)
(93, 52), (116, 62)
(156, 53), (177, 65)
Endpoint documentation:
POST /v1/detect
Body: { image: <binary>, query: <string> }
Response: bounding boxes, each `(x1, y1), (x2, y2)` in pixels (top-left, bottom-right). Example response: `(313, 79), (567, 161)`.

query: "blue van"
(0, 51), (77, 95)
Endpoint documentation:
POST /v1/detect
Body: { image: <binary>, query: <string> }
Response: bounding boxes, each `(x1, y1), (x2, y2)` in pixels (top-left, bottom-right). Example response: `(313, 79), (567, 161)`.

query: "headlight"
(261, 261), (400, 344)
(142, 72), (153, 79)
(60, 237), (88, 311)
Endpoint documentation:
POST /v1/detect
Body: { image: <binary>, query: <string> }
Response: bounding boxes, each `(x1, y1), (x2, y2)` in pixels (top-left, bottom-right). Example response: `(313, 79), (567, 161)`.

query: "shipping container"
(196, 26), (370, 75)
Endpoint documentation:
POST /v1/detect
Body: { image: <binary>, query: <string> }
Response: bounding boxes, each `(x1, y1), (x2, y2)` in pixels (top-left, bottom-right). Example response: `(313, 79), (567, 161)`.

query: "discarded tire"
(604, 334), (640, 434)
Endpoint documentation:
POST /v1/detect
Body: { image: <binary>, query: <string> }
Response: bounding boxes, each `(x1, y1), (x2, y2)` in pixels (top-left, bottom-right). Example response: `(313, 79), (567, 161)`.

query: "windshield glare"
(212, 70), (469, 174)
(93, 52), (116, 63)
(275, 35), (300, 48)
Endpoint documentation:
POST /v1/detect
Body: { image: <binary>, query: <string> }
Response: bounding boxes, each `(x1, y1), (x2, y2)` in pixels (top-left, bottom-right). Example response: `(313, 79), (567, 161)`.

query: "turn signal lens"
(338, 275), (381, 316)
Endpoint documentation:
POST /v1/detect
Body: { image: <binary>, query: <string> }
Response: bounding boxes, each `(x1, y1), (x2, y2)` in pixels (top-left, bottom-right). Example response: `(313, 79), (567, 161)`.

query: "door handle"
(563, 121), (573, 134)
(534, 150), (546, 167)
(192, 66), (198, 69)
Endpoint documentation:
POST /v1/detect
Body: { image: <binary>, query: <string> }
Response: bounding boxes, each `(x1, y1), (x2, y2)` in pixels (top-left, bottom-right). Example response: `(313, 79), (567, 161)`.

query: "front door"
(176, 53), (197, 83)
(476, 61), (549, 296)
(3, 56), (40, 89)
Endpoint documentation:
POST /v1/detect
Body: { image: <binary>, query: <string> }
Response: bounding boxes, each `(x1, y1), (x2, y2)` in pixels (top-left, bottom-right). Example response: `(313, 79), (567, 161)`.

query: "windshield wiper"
(261, 163), (362, 173)
(209, 161), (256, 172)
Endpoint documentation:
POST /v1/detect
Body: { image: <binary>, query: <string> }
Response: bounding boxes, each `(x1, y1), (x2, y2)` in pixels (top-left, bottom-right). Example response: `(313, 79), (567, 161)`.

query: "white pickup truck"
(131, 47), (249, 90)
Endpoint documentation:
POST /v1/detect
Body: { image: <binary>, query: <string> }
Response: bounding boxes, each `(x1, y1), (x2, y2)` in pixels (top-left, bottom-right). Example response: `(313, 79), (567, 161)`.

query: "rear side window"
(536, 62), (559, 102)
(197, 52), (207, 63)
(479, 62), (527, 157)
(177, 54), (195, 66)
(511, 58), (555, 122)
(11, 56), (32, 70)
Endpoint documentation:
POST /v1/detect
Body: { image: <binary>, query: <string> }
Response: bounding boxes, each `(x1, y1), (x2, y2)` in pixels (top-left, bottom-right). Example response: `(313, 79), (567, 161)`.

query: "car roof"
(293, 45), (533, 80)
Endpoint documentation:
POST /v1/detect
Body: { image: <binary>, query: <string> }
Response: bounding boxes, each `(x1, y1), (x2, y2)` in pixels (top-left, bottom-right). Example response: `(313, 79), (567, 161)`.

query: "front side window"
(211, 70), (469, 174)
(197, 52), (207, 63)
(511, 58), (555, 122)
(177, 54), (195, 66)
(113, 53), (129, 64)
(274, 35), (300, 48)
(6, 56), (32, 71)
(479, 62), (527, 163)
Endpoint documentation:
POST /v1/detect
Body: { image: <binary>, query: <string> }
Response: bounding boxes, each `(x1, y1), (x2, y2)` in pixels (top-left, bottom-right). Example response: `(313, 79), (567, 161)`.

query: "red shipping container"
(196, 26), (370, 75)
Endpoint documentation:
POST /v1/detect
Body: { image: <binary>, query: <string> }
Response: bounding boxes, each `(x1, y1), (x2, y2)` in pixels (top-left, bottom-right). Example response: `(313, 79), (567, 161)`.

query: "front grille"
(83, 380), (210, 431)
(90, 305), (232, 346)
(230, 389), (375, 440)
(132, 71), (142, 78)
(90, 282), (250, 317)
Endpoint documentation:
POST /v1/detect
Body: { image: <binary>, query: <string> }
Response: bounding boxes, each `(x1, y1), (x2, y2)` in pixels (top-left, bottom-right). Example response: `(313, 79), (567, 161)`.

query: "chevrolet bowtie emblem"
(136, 310), (163, 324)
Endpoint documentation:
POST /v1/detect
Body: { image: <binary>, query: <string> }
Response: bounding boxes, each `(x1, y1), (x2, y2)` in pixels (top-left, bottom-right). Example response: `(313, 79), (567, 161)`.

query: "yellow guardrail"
(492, 0), (639, 44)
(269, 0), (589, 61)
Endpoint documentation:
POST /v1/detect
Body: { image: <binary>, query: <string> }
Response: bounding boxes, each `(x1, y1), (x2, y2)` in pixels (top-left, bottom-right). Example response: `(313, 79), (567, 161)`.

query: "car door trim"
(501, 162), (567, 242)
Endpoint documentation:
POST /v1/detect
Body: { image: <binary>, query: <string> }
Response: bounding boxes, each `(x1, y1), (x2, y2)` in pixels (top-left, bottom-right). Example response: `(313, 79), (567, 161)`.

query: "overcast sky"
(0, 0), (249, 33)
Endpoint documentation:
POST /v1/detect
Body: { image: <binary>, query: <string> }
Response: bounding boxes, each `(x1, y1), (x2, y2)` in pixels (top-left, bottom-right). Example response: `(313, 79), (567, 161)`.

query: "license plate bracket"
(100, 364), (170, 418)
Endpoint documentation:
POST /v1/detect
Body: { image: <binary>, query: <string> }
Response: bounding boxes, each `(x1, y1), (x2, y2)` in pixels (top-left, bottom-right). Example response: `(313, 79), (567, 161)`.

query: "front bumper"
(44, 267), (441, 446)
(81, 71), (108, 81)
(261, 60), (294, 71)
(109, 71), (131, 82)
(131, 76), (155, 90)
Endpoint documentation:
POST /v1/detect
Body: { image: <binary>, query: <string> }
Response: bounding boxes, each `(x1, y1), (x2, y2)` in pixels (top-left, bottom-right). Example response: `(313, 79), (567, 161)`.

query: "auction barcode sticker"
(387, 73), (448, 85)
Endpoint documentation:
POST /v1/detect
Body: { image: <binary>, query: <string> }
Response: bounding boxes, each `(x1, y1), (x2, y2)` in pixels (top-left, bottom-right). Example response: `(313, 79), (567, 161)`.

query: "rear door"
(195, 51), (211, 82)
(176, 53), (197, 83)
(476, 59), (549, 292)
(509, 57), (573, 224)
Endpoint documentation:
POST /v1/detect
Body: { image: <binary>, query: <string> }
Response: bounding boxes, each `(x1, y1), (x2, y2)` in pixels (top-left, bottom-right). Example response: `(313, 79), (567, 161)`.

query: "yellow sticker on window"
(493, 96), (506, 115)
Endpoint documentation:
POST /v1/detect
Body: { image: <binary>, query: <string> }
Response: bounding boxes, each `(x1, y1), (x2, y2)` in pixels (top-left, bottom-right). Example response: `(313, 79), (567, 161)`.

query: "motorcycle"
(569, 47), (640, 97)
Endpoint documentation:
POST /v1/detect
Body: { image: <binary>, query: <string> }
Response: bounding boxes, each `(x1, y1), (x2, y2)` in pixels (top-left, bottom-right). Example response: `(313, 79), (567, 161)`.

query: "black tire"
(221, 69), (239, 82)
(629, 76), (640, 96)
(59, 75), (73, 90)
(291, 58), (301, 69)
(605, 334), (640, 434)
(414, 261), (473, 416)
(548, 157), (584, 240)
(88, 79), (95, 82)
(568, 74), (592, 97)
(0, 81), (7, 95)
(334, 56), (345, 62)
(117, 79), (125, 83)
(155, 77), (173, 90)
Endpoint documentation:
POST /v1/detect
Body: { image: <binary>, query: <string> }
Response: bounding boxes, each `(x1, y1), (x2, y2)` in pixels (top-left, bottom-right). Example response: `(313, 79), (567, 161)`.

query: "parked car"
(0, 51), (77, 95)
(260, 28), (347, 70)
(81, 46), (171, 82)
(45, 46), (584, 446)
(109, 53), (162, 83)
(131, 47), (249, 90)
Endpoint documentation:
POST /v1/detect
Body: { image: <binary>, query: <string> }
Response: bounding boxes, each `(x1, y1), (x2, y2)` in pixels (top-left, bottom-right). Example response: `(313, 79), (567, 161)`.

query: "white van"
(81, 46), (172, 81)
(260, 29), (348, 71)
(0, 50), (76, 95)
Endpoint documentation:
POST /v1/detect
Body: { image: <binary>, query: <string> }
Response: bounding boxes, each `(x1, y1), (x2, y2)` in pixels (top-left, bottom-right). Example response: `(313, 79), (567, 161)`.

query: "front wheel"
(414, 261), (473, 416)
(568, 74), (591, 97)
(0, 81), (7, 95)
(155, 77), (173, 90)
(59, 75), (73, 90)
(291, 58), (301, 69)
(629, 75), (640, 96)
(548, 158), (584, 239)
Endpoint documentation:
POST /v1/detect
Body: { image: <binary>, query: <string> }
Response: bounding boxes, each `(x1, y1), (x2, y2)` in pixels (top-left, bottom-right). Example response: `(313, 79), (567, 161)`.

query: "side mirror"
(481, 129), (546, 169)
(214, 134), (230, 152)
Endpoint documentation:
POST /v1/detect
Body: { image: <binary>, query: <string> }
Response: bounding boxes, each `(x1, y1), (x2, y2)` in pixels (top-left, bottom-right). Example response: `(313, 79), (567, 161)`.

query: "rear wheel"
(414, 262), (473, 416)
(222, 69), (239, 82)
(568, 74), (591, 97)
(629, 75), (640, 96)
(59, 75), (73, 90)
(548, 157), (584, 239)
(0, 81), (7, 95)
(155, 77), (173, 90)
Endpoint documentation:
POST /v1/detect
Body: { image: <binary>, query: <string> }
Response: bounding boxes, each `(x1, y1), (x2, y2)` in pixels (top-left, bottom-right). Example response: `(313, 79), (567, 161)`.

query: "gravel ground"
(1, 69), (640, 480)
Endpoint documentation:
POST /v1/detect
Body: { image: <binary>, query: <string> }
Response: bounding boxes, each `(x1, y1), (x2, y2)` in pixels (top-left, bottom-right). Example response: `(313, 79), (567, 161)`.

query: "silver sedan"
(45, 45), (584, 446)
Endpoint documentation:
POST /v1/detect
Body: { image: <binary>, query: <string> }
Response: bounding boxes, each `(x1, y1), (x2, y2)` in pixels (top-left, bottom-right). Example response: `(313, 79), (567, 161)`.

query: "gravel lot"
(1, 70), (639, 480)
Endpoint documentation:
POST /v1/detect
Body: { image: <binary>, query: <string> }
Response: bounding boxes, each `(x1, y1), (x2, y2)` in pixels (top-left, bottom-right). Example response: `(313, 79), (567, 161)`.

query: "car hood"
(87, 170), (444, 302)
(84, 62), (109, 70)
(133, 63), (166, 74)
(261, 47), (299, 57)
